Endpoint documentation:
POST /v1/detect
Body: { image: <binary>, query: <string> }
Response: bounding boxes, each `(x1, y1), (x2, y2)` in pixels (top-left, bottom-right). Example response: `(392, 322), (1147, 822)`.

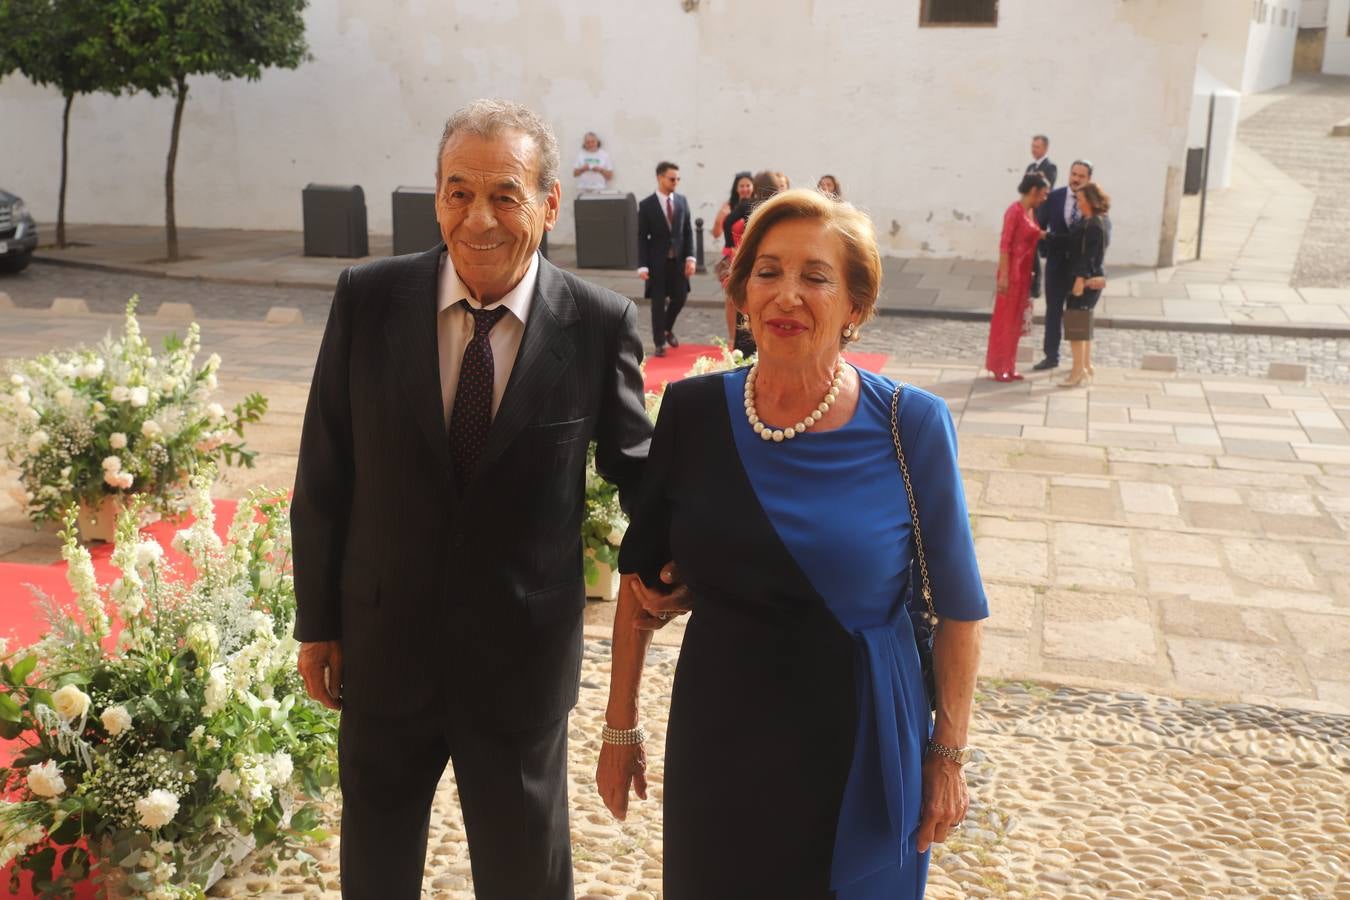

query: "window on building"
(1260, 1), (1267, 23)
(1280, 8), (1287, 26)
(920, 0), (998, 27)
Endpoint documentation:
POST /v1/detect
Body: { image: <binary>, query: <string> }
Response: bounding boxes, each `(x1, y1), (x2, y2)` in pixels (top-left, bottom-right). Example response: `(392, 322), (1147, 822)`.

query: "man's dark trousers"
(1042, 257), (1072, 364)
(650, 255), (688, 347)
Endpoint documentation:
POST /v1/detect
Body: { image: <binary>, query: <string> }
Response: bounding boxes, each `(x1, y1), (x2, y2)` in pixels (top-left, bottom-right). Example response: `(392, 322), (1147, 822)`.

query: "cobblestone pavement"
(5, 266), (1350, 384)
(208, 643), (1350, 898)
(1239, 74), (1350, 288)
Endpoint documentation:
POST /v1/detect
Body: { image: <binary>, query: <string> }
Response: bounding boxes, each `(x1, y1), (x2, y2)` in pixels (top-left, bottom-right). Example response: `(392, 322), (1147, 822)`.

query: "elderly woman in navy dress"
(597, 190), (989, 899)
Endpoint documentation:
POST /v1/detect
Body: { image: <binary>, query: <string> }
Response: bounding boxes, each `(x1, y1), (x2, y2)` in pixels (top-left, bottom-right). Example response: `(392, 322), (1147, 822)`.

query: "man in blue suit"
(637, 161), (696, 357)
(1033, 159), (1093, 371)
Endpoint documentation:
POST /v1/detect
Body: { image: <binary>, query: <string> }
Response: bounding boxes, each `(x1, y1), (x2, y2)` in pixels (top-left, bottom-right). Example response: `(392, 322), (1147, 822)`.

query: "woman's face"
(583, 133), (599, 151)
(817, 177), (837, 195)
(736, 177), (754, 200)
(744, 218), (856, 368)
(774, 174), (790, 191)
(1028, 186), (1050, 207)
(1076, 191), (1094, 218)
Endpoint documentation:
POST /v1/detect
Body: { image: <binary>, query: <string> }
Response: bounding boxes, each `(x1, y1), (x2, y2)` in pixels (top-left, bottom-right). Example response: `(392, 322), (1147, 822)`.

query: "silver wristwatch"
(927, 740), (973, 766)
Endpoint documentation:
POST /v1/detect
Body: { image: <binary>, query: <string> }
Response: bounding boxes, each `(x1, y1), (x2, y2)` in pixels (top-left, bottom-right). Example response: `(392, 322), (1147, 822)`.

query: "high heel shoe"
(1058, 369), (1088, 388)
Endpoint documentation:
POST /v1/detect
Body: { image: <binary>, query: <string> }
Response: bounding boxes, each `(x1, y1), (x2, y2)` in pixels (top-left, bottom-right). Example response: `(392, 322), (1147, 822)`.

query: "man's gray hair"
(436, 98), (560, 194)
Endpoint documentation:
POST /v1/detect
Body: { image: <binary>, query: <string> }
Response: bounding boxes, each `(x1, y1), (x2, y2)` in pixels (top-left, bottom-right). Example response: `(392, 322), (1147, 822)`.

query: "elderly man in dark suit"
(1034, 158), (1094, 371)
(291, 99), (656, 899)
(1026, 135), (1058, 299)
(636, 161), (696, 357)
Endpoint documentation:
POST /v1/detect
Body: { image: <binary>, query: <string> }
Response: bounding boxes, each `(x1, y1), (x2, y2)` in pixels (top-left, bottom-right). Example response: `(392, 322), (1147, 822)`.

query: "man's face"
(1068, 163), (1091, 191)
(657, 168), (680, 193)
(583, 133), (599, 151)
(435, 129), (560, 304)
(1031, 138), (1048, 159)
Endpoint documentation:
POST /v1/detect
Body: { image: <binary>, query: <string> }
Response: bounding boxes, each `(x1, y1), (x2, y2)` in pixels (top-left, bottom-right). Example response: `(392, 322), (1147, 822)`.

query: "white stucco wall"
(1243, 0), (1301, 91)
(0, 0), (1204, 267)
(1188, 69), (1242, 190)
(1200, 0), (1258, 90)
(1324, 0), (1350, 73)
(1301, 0), (1330, 28)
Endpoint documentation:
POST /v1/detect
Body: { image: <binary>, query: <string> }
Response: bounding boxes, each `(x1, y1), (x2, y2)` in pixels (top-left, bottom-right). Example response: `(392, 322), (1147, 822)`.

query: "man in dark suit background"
(636, 161), (696, 357)
(1034, 158), (1094, 371)
(1026, 135), (1057, 299)
(291, 99), (654, 899)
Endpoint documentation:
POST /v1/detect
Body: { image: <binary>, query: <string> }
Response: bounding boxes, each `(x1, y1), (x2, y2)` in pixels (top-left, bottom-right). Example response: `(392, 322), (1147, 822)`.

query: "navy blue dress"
(619, 367), (989, 899)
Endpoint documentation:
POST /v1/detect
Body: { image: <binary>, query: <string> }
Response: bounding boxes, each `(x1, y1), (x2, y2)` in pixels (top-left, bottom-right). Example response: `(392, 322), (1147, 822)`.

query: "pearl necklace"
(743, 361), (844, 442)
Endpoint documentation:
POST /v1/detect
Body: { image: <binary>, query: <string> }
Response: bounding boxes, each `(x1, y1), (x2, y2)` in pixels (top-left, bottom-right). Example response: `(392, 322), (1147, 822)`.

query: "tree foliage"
(106, 0), (311, 260)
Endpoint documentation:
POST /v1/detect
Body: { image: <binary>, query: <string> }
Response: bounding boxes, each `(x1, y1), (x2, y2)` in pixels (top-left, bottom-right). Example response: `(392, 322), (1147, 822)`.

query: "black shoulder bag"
(889, 385), (939, 713)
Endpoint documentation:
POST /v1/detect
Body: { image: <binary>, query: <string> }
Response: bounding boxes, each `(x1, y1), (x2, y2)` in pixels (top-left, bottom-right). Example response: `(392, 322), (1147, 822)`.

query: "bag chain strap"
(890, 386), (938, 628)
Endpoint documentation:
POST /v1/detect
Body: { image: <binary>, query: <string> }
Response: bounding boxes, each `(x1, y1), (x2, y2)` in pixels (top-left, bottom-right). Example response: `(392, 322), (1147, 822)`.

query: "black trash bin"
(392, 186), (441, 255)
(1183, 147), (1206, 196)
(575, 193), (637, 268)
(302, 184), (369, 257)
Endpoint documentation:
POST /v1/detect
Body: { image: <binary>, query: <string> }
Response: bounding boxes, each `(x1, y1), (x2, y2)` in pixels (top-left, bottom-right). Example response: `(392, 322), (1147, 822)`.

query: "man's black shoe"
(653, 346), (667, 358)
(1032, 357), (1058, 371)
(666, 331), (680, 348)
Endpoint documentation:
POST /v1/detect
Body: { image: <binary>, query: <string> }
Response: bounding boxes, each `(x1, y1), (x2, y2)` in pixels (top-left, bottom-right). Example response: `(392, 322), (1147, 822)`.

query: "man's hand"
(684, 259), (696, 278)
(915, 754), (970, 853)
(638, 269), (650, 281)
(632, 562), (692, 631)
(1086, 276), (1106, 291)
(298, 640), (343, 710)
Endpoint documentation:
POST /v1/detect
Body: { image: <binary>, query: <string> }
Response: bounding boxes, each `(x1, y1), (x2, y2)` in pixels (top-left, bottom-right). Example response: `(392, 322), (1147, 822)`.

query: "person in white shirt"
(573, 132), (613, 192)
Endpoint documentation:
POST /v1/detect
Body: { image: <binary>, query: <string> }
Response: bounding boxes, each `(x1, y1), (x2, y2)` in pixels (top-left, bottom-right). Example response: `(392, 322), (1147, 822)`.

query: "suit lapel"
(384, 244), (457, 489)
(474, 254), (578, 476)
(650, 193), (673, 238)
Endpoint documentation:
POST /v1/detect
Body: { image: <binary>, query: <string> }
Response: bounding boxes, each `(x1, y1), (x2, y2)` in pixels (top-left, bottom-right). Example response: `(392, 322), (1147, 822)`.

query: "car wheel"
(0, 252), (32, 274)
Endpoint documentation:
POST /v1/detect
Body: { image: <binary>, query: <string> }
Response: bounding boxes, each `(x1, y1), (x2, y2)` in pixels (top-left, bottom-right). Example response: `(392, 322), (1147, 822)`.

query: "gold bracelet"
(602, 723), (647, 746)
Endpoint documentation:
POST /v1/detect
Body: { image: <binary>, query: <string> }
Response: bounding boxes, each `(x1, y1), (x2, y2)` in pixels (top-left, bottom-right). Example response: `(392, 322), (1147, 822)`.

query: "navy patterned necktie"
(449, 301), (510, 493)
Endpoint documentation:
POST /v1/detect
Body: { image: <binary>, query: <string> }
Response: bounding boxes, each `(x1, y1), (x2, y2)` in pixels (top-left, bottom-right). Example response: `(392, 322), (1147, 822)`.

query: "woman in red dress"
(985, 173), (1050, 381)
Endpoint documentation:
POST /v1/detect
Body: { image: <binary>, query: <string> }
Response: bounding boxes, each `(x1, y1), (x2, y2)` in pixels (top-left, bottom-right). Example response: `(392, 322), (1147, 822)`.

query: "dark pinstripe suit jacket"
(291, 244), (652, 729)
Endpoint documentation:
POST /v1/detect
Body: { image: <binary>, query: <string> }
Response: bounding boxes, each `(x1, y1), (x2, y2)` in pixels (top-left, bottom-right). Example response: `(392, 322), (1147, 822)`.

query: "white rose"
(607, 525), (626, 545)
(110, 432), (128, 450)
(206, 402), (225, 422)
(9, 374), (23, 386)
(27, 431), (49, 454)
(160, 377), (177, 393)
(101, 705), (133, 736)
(21, 407), (39, 424)
(101, 455), (122, 473)
(258, 569), (278, 591)
(26, 760), (66, 798)
(205, 374), (218, 392)
(135, 541), (164, 570)
(141, 419), (163, 440)
(55, 363), (76, 379)
(145, 358), (158, 370)
(135, 790), (180, 829)
(80, 359), (104, 379)
(129, 386), (149, 407)
(51, 684), (92, 722)
(215, 770), (240, 795)
(268, 751), (294, 786)
(54, 388), (74, 408)
(90, 401), (105, 415)
(202, 666), (230, 715)
(12, 387), (31, 406)
(110, 386), (131, 403)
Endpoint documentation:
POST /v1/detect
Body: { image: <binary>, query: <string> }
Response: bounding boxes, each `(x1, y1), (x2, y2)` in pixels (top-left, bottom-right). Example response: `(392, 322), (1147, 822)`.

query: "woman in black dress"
(1055, 182), (1110, 387)
(596, 190), (988, 899)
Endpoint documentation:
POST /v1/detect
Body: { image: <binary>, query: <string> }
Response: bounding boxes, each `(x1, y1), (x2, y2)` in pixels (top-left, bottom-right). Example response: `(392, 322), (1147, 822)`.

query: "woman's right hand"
(996, 272), (1009, 294)
(597, 740), (648, 821)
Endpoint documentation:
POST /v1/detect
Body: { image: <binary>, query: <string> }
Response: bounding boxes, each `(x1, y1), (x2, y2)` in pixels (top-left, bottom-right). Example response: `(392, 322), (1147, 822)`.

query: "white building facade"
(1322, 0), (1350, 73)
(1, 0), (1208, 267)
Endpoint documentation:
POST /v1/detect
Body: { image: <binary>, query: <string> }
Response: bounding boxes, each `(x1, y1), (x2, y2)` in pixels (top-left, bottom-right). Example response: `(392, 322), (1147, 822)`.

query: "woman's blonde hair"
(725, 189), (882, 335)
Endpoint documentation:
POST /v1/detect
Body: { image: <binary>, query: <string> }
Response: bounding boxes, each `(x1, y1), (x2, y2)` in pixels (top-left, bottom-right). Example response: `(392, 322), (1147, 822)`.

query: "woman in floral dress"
(984, 173), (1050, 381)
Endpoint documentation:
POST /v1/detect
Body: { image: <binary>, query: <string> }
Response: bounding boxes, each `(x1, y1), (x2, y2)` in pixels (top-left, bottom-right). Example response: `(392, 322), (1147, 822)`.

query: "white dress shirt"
(438, 251), (538, 427)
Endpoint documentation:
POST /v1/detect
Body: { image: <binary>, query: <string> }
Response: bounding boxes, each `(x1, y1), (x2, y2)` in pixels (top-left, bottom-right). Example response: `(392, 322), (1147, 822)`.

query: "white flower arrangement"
(580, 342), (754, 587)
(0, 469), (337, 898)
(0, 298), (267, 531)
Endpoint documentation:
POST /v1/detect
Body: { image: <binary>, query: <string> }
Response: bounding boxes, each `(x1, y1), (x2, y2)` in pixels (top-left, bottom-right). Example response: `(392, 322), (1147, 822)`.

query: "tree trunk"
(165, 75), (188, 262)
(58, 93), (72, 248)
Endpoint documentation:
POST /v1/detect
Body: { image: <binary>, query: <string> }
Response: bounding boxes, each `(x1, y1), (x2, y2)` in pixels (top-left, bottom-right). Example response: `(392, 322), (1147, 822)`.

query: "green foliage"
(0, 0), (128, 97)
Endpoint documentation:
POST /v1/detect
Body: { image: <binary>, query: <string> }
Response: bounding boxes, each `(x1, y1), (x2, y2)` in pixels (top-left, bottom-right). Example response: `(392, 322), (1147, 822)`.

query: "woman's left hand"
(1086, 276), (1106, 290)
(915, 755), (970, 853)
(1072, 276), (1085, 297)
(632, 564), (693, 630)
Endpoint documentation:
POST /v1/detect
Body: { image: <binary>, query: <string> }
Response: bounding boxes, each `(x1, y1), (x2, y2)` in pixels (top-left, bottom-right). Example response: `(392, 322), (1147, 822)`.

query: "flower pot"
(77, 495), (124, 543)
(584, 551), (620, 602)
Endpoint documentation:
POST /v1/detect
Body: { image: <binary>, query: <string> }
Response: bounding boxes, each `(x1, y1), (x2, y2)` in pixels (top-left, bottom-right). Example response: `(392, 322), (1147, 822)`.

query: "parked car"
(0, 189), (39, 273)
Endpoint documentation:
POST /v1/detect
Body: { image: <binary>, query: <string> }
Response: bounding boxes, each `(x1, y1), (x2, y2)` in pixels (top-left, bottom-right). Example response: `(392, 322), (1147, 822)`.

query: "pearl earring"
(842, 323), (856, 340)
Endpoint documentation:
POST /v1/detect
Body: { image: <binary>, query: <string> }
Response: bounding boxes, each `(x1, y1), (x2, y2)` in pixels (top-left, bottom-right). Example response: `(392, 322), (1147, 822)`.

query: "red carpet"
(643, 344), (889, 393)
(0, 501), (239, 900)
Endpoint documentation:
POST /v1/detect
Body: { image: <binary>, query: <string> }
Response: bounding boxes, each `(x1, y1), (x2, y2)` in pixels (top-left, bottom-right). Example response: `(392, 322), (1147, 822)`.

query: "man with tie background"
(1034, 158), (1094, 371)
(291, 98), (653, 899)
(1026, 135), (1058, 300)
(636, 161), (696, 357)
